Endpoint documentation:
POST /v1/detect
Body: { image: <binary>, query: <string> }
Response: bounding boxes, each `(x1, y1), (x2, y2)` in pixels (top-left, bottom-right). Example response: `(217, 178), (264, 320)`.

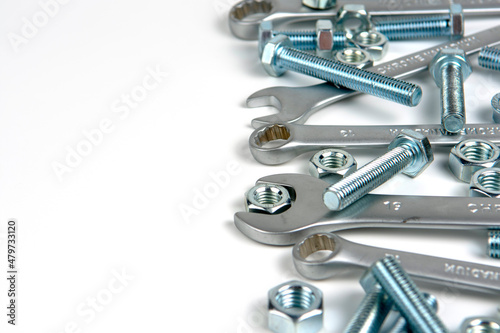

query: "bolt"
(323, 129), (433, 211)
(261, 35), (422, 107)
(489, 230), (500, 258)
(368, 256), (449, 333)
(343, 283), (393, 333)
(479, 46), (500, 71)
(386, 293), (438, 333)
(373, 4), (463, 40)
(429, 48), (472, 134)
(493, 93), (500, 124)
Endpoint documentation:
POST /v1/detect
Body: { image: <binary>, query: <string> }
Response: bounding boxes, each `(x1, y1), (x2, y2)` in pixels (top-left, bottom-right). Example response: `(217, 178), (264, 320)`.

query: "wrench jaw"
(229, 0), (276, 41)
(249, 124), (304, 165)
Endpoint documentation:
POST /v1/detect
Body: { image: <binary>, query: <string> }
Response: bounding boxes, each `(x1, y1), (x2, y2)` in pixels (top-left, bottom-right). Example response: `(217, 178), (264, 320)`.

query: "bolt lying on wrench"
(234, 174), (500, 245)
(293, 233), (500, 293)
(229, 0), (500, 40)
(247, 25), (500, 128)
(250, 123), (500, 165)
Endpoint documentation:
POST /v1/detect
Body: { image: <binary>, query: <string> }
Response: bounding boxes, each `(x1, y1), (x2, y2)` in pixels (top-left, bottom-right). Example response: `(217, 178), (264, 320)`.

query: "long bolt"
(262, 35), (422, 107)
(479, 46), (500, 71)
(323, 129), (433, 211)
(343, 284), (393, 333)
(386, 293), (438, 333)
(429, 48), (472, 134)
(370, 256), (449, 333)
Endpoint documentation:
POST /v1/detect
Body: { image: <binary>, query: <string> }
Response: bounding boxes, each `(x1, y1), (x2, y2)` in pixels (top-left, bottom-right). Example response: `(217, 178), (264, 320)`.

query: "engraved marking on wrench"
(444, 264), (500, 280)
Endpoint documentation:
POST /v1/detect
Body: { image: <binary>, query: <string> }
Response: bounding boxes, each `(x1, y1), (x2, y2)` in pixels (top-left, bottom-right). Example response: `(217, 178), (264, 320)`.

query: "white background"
(0, 1), (500, 332)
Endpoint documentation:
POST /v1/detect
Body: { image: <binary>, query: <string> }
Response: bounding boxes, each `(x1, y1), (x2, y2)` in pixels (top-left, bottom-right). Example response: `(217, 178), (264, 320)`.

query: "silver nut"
(460, 316), (500, 333)
(492, 93), (500, 124)
(246, 183), (292, 214)
(316, 19), (334, 58)
(336, 4), (373, 38)
(302, 0), (336, 10)
(388, 129), (433, 177)
(449, 139), (500, 182)
(335, 47), (373, 68)
(309, 148), (357, 183)
(349, 31), (388, 61)
(268, 280), (323, 333)
(258, 21), (274, 56)
(429, 48), (472, 87)
(449, 4), (464, 39)
(261, 35), (293, 77)
(470, 167), (500, 198)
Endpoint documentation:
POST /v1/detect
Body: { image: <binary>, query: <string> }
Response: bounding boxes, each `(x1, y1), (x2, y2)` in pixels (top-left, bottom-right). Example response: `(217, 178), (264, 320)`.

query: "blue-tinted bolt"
(323, 130), (433, 211)
(479, 46), (500, 72)
(429, 48), (472, 134)
(489, 230), (500, 258)
(386, 293), (438, 333)
(261, 35), (422, 107)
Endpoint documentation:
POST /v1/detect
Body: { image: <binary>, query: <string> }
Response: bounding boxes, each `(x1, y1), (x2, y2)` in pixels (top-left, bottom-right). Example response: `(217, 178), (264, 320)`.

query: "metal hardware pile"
(228, 1), (500, 332)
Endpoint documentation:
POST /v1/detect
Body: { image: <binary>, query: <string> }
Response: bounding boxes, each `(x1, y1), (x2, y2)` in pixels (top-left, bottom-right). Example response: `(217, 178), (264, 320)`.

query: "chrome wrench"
(293, 232), (500, 293)
(247, 25), (500, 128)
(234, 174), (500, 245)
(230, 0), (500, 40)
(250, 123), (500, 165)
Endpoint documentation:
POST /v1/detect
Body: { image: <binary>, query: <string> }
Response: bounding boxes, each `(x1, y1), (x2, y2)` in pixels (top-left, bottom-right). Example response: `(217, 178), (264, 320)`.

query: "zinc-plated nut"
(246, 183), (292, 214)
(302, 0), (336, 10)
(336, 4), (373, 38)
(460, 317), (500, 333)
(470, 167), (500, 198)
(335, 48), (373, 68)
(316, 19), (334, 58)
(492, 93), (500, 124)
(449, 3), (464, 39)
(309, 148), (357, 183)
(268, 280), (323, 333)
(349, 31), (389, 61)
(449, 139), (500, 183)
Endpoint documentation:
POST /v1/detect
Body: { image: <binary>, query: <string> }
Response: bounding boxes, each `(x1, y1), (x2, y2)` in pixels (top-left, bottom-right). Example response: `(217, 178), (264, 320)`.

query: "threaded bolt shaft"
(371, 256), (449, 333)
(441, 63), (466, 133)
(373, 15), (450, 40)
(387, 293), (438, 333)
(489, 230), (500, 258)
(343, 285), (393, 333)
(323, 143), (417, 211)
(267, 39), (421, 106)
(479, 46), (500, 71)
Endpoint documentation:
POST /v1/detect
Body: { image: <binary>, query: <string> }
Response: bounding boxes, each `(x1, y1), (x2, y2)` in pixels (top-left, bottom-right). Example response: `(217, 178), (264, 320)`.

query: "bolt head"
(449, 4), (464, 38)
(261, 35), (293, 77)
(258, 21), (274, 56)
(388, 129), (434, 178)
(429, 48), (472, 87)
(316, 20), (334, 58)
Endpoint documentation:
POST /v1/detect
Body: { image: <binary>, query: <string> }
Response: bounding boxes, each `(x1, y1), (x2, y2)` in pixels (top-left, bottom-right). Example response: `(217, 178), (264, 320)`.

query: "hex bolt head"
(261, 35), (294, 77)
(449, 4), (464, 39)
(429, 48), (472, 87)
(316, 19), (334, 58)
(388, 130), (434, 177)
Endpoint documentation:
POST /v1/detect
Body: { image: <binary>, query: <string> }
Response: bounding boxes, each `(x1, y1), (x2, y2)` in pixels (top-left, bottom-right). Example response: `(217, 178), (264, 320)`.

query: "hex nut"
(429, 48), (472, 87)
(349, 31), (388, 61)
(336, 4), (373, 38)
(316, 19), (334, 58)
(268, 280), (323, 333)
(335, 48), (373, 68)
(309, 148), (357, 183)
(470, 168), (500, 198)
(388, 129), (434, 178)
(302, 0), (336, 10)
(258, 21), (274, 56)
(449, 4), (464, 39)
(492, 93), (500, 124)
(449, 139), (500, 183)
(460, 316), (500, 333)
(261, 35), (293, 77)
(246, 183), (292, 214)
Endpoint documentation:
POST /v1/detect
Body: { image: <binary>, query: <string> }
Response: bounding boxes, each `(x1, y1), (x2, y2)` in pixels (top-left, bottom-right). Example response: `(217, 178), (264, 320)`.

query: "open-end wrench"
(292, 232), (500, 293)
(247, 25), (500, 128)
(250, 123), (500, 165)
(230, 0), (500, 40)
(234, 174), (500, 245)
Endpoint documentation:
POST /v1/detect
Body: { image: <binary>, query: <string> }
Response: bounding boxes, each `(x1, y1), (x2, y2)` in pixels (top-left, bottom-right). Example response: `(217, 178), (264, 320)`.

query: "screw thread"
(372, 257), (448, 333)
(489, 231), (500, 258)
(324, 146), (415, 211)
(277, 30), (347, 50)
(374, 15), (450, 40)
(387, 293), (438, 333)
(479, 46), (500, 71)
(276, 46), (422, 106)
(440, 63), (466, 133)
(343, 287), (392, 333)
